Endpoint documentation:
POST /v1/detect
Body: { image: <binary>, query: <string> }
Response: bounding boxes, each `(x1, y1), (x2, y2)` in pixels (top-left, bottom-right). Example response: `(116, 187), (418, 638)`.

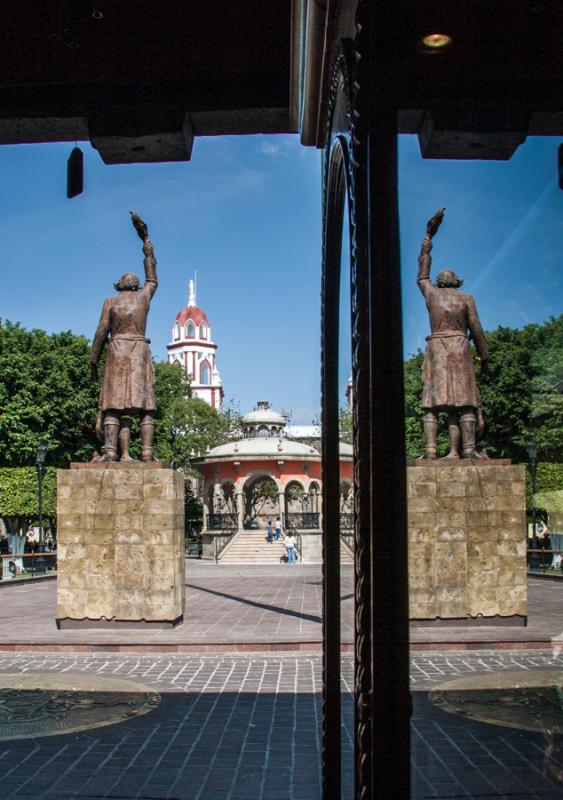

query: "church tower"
(167, 279), (224, 411)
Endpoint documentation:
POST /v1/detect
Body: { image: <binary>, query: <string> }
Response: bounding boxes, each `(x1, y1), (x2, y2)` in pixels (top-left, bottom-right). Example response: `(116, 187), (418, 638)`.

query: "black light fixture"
(36, 443), (47, 467)
(67, 145), (84, 199)
(525, 440), (537, 464)
(526, 440), (538, 542)
(36, 442), (47, 546)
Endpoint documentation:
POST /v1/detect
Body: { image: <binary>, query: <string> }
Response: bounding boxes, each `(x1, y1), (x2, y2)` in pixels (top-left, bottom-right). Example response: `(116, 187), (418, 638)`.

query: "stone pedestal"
(407, 462), (527, 622)
(56, 463), (185, 627)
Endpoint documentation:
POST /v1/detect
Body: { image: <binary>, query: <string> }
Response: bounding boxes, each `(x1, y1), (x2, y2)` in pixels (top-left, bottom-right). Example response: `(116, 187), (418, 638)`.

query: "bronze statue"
(90, 211), (158, 462)
(417, 208), (489, 459)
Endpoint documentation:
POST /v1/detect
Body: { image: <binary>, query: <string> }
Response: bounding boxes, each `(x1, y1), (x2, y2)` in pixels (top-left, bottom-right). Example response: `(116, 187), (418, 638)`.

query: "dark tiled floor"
(0, 652), (561, 799)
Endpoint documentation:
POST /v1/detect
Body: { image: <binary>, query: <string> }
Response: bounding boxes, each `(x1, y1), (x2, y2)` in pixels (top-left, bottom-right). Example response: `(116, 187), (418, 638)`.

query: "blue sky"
(1, 134), (561, 424)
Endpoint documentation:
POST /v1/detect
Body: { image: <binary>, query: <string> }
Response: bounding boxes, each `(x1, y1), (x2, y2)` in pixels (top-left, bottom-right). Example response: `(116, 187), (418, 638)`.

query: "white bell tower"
(167, 278), (224, 411)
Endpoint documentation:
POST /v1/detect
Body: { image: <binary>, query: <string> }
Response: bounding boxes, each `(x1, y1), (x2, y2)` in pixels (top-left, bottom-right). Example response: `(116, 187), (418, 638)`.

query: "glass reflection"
(339, 194), (354, 800)
(403, 135), (563, 798)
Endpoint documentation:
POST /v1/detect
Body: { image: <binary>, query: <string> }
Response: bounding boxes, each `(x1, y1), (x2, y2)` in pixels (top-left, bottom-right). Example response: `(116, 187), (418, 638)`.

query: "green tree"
(339, 408), (353, 445)
(0, 467), (57, 535)
(477, 324), (536, 460)
(0, 321), (99, 467)
(153, 361), (241, 471)
(243, 477), (278, 526)
(529, 316), (563, 461)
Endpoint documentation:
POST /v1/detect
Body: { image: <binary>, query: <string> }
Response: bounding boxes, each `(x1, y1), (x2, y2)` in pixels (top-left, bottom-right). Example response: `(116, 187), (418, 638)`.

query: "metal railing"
(527, 548), (563, 575)
(340, 513), (354, 530)
(1, 551), (57, 580)
(207, 513), (238, 530)
(286, 512), (320, 530)
(214, 532), (237, 560)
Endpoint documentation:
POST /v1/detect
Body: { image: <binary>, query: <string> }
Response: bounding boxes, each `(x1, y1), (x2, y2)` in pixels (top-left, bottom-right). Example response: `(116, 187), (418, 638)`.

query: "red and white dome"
(176, 304), (209, 328)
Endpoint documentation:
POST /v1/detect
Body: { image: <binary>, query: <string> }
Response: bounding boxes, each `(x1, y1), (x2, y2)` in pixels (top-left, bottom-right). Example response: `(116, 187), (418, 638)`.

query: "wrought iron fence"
(214, 533), (236, 560)
(1, 552), (57, 580)
(207, 513), (238, 530)
(285, 512), (320, 530)
(527, 548), (563, 575)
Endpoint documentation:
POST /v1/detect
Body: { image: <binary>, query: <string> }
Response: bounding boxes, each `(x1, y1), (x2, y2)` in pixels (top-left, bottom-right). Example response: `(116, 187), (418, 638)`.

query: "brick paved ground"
(0, 650), (561, 799)
(0, 566), (561, 651)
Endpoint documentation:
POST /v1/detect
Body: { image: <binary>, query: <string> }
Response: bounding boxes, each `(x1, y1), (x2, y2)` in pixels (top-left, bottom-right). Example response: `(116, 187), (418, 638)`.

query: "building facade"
(195, 401), (353, 563)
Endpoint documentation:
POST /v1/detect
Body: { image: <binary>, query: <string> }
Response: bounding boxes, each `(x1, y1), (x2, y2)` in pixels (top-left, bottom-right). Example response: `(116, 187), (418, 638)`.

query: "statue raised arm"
(417, 209), (489, 460)
(90, 211), (159, 463)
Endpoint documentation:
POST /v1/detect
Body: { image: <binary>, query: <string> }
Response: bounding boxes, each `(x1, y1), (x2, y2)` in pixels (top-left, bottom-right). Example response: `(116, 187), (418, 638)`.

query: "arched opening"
(186, 320), (195, 338)
(200, 360), (210, 384)
(242, 475), (278, 529)
(199, 321), (208, 339)
(309, 481), (320, 513)
(285, 480), (318, 530)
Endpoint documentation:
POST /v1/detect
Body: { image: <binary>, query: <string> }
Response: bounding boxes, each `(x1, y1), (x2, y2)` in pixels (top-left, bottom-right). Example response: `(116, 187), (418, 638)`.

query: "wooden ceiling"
(0, 2), (561, 163)
(0, 1), (292, 162)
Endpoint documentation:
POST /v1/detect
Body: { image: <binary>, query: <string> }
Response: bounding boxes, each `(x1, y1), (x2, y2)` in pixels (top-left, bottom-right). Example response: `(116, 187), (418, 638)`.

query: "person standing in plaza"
(284, 532), (296, 564)
(274, 517), (282, 540)
(266, 519), (273, 544)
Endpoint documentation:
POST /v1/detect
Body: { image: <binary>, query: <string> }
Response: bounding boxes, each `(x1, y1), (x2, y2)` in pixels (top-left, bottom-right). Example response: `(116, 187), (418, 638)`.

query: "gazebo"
(195, 401), (353, 562)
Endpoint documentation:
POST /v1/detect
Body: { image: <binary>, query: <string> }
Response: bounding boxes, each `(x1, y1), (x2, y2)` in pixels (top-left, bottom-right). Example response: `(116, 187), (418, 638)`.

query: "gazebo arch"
(241, 473), (280, 529)
(308, 481), (321, 513)
(285, 479), (319, 531)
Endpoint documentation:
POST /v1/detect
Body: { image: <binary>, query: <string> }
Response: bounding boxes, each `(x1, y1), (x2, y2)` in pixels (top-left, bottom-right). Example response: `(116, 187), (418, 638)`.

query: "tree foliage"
(0, 466), (57, 534)
(0, 321), (99, 466)
(153, 361), (241, 472)
(243, 477), (278, 526)
(339, 408), (353, 445)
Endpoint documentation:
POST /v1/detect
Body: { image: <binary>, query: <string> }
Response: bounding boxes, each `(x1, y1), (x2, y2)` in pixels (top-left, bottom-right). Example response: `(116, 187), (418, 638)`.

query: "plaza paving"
(0, 650), (561, 799)
(0, 565), (561, 652)
(0, 566), (561, 798)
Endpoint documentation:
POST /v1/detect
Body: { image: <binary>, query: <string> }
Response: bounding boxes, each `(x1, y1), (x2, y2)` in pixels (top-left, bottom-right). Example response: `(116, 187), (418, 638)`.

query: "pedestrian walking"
(274, 517), (282, 540)
(284, 533), (296, 564)
(266, 519), (273, 544)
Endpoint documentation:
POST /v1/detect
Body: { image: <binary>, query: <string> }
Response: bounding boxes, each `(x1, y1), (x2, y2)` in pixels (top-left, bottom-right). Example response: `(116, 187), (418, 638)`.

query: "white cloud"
(260, 142), (281, 157)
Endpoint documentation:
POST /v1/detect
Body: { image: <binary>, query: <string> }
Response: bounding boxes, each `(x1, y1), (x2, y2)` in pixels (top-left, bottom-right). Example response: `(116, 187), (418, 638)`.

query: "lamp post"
(526, 441), (538, 543)
(36, 443), (47, 547)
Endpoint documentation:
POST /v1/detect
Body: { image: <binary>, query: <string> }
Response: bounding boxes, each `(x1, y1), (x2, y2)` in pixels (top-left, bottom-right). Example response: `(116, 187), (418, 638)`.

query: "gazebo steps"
(340, 539), (354, 564)
(218, 530), (287, 563)
(216, 529), (354, 564)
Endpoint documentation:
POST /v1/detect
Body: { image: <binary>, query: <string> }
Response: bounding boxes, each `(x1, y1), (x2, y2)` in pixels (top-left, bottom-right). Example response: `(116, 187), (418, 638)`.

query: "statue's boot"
(119, 418), (137, 461)
(140, 413), (155, 462)
(423, 411), (439, 459)
(101, 414), (119, 462)
(445, 413), (461, 459)
(460, 410), (478, 458)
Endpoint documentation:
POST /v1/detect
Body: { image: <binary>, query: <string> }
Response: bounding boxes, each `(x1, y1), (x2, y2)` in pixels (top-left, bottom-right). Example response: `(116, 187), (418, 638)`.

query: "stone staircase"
(217, 529), (355, 564)
(340, 538), (354, 564)
(218, 529), (287, 564)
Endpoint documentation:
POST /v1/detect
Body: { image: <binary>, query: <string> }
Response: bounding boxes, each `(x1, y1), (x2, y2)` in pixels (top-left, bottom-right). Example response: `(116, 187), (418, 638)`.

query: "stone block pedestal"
(407, 461), (527, 622)
(56, 463), (185, 628)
